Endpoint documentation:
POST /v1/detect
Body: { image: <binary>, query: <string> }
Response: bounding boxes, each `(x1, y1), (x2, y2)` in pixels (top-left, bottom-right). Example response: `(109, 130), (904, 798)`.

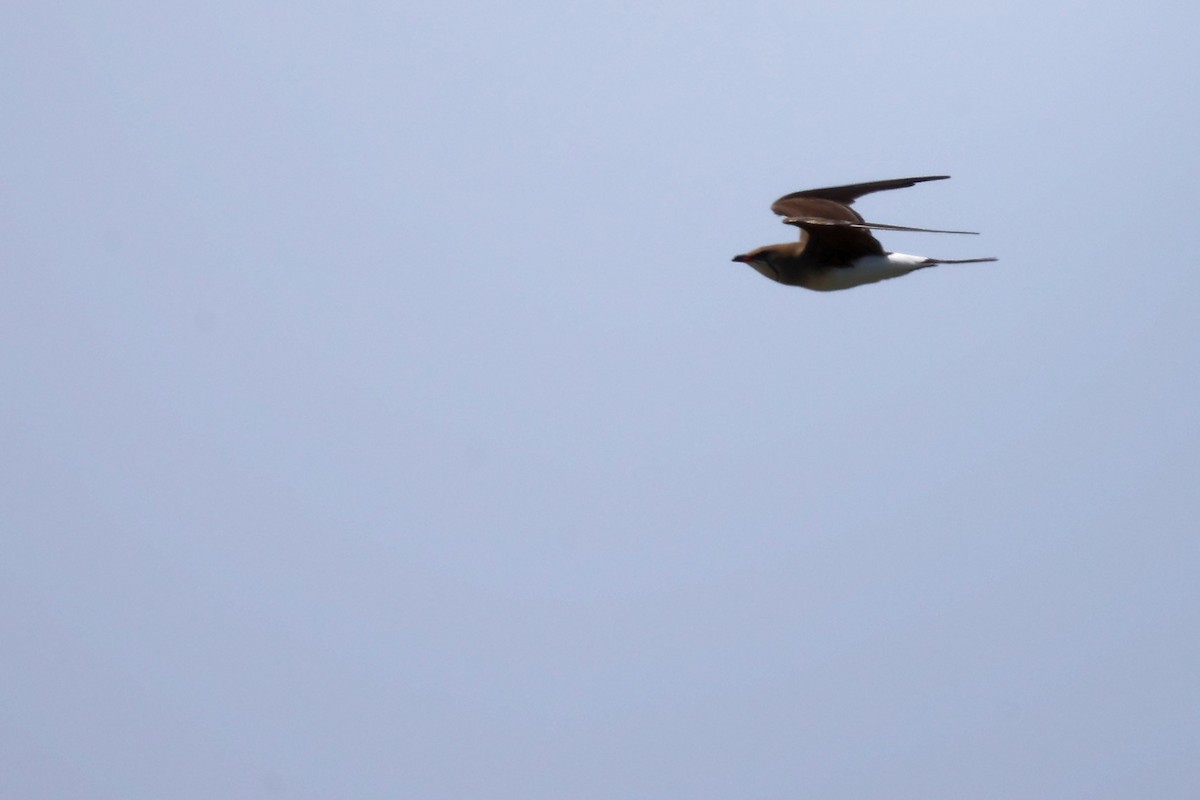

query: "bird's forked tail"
(925, 257), (998, 265)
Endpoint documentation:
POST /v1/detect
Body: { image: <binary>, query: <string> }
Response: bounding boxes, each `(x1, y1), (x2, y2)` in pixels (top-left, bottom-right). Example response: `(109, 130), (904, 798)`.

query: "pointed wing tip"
(895, 175), (952, 186)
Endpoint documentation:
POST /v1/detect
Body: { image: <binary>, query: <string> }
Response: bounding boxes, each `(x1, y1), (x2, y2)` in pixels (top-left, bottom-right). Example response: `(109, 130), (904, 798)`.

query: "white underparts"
(806, 252), (932, 291)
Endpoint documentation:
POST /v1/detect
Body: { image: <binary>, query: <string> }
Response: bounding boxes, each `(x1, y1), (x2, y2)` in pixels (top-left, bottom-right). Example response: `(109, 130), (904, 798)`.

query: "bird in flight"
(731, 175), (996, 291)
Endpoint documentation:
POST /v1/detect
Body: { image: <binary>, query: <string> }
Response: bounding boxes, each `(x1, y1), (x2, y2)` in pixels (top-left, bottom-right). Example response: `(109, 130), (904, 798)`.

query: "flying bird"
(731, 175), (996, 291)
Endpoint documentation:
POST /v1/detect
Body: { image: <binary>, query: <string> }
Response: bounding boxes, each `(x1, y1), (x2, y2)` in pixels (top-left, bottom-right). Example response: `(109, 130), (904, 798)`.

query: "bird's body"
(782, 252), (931, 292)
(736, 247), (994, 292)
(732, 175), (996, 291)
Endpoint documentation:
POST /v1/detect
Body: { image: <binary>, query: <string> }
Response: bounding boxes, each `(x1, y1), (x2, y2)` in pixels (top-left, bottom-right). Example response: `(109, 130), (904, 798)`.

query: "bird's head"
(732, 246), (783, 282)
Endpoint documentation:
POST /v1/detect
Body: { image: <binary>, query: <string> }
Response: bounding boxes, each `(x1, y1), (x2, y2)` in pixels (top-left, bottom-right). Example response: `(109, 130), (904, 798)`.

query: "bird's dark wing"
(783, 217), (980, 236)
(770, 175), (949, 217)
(781, 216), (979, 265)
(785, 217), (885, 264)
(768, 197), (867, 224)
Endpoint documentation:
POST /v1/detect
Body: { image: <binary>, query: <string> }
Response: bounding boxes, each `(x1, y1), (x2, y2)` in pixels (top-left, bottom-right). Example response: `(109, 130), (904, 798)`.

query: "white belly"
(806, 253), (929, 291)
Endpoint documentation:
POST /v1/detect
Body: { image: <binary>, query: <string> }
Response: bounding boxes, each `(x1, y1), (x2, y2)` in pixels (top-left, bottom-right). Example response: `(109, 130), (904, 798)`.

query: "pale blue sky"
(4, 2), (1199, 798)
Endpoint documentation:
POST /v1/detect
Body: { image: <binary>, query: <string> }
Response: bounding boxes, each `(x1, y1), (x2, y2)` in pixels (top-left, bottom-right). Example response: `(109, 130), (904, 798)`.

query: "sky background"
(4, 1), (1199, 798)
